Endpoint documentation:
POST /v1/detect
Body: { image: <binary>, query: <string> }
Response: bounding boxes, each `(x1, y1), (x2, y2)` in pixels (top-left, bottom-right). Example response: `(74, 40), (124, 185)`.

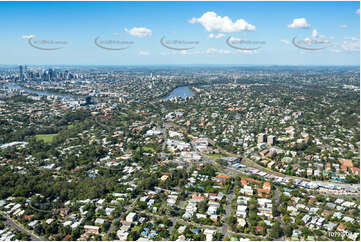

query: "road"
(107, 195), (140, 236)
(207, 140), (359, 196)
(161, 126), (167, 153)
(0, 212), (42, 241)
(242, 156), (310, 182)
(221, 187), (235, 237)
(168, 216), (264, 240)
(273, 186), (285, 240)
(169, 121), (359, 196)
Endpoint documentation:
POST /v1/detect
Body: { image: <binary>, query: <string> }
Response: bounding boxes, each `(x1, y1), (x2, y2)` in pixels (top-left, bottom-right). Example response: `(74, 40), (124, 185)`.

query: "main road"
(0, 212), (43, 241)
(207, 139), (359, 196)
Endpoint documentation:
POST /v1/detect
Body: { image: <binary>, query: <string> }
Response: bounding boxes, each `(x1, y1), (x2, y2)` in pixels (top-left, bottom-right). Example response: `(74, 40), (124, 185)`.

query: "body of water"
(163, 86), (194, 100)
(5, 84), (76, 100)
(288, 84), (303, 89)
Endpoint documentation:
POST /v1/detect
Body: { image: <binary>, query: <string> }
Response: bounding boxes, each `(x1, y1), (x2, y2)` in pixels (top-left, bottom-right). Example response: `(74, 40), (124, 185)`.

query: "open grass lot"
(35, 134), (57, 143)
(137, 146), (156, 153)
(143, 146), (156, 152)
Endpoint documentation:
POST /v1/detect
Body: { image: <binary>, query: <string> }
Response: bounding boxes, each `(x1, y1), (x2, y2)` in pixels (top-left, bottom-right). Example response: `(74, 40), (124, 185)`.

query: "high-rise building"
(19, 65), (23, 81)
(257, 133), (266, 144)
(48, 68), (56, 81)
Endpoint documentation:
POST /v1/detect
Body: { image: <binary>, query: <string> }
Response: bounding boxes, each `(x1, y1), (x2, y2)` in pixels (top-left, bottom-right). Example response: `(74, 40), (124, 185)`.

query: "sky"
(0, 1), (359, 65)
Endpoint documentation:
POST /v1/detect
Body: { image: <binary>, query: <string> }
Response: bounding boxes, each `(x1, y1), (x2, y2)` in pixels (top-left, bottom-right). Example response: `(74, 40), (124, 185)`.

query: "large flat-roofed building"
(267, 135), (276, 145)
(126, 212), (137, 223)
(257, 133), (266, 144)
(84, 225), (100, 234)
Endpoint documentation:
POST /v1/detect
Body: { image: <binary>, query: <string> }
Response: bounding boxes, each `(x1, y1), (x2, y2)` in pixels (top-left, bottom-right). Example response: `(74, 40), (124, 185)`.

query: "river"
(6, 83), (193, 102)
(4, 84), (77, 100)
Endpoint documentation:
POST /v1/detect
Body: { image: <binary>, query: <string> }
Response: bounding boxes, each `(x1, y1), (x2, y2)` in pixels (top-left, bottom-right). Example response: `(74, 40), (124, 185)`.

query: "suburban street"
(0, 212), (43, 241)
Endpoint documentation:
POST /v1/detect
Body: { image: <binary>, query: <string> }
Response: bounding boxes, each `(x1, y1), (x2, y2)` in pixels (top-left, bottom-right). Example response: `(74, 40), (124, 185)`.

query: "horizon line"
(0, 64), (360, 67)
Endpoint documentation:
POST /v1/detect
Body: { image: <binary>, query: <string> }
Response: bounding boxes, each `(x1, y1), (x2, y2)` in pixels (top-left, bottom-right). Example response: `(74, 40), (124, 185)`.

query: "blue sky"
(0, 1), (359, 65)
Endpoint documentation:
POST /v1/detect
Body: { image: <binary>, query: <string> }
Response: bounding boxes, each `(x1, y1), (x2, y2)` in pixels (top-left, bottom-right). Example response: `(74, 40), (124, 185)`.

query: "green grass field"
(67, 124), (74, 129)
(35, 134), (57, 143)
(136, 146), (156, 153)
(143, 146), (156, 152)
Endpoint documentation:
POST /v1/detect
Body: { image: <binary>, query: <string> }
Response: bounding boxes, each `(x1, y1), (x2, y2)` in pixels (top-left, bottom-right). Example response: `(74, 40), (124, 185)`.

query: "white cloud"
(312, 30), (327, 40)
(208, 33), (225, 39)
(189, 11), (255, 33)
(339, 24), (348, 29)
(280, 39), (290, 45)
(303, 29), (329, 43)
(138, 50), (150, 56)
(341, 37), (360, 51)
(288, 18), (311, 29)
(311, 29), (318, 38)
(329, 37), (360, 53)
(303, 37), (312, 45)
(22, 34), (35, 39)
(124, 27), (152, 38)
(356, 9), (360, 14)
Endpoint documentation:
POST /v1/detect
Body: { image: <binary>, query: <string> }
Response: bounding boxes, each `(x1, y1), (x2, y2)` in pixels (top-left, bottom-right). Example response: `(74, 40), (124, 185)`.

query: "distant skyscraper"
(19, 65), (23, 81)
(48, 68), (55, 81)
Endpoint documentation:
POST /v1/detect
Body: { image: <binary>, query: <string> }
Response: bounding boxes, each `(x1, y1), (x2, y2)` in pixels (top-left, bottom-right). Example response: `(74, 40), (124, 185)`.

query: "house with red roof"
(191, 193), (205, 201)
(337, 224), (345, 232)
(338, 159), (353, 168)
(352, 167), (360, 175)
